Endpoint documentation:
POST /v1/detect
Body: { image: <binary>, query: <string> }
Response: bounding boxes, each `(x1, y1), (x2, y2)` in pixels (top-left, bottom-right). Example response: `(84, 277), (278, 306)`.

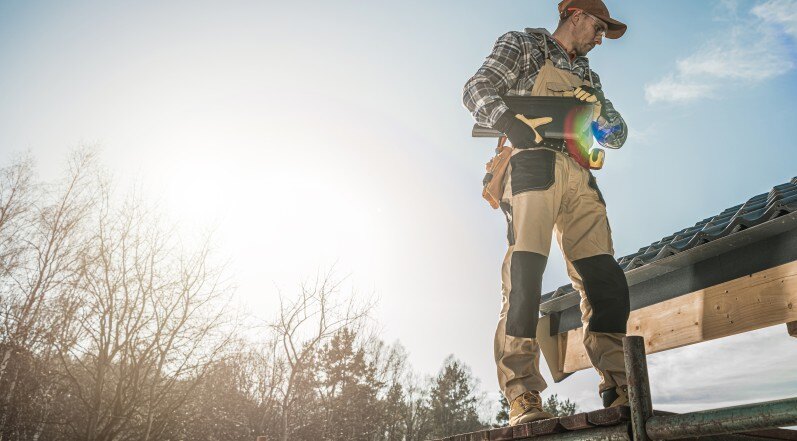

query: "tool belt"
(482, 136), (511, 209)
(537, 138), (567, 153)
(482, 137), (567, 209)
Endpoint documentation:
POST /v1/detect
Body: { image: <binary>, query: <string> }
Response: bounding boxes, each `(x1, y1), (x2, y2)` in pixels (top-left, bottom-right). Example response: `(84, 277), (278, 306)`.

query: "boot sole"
(511, 410), (555, 425)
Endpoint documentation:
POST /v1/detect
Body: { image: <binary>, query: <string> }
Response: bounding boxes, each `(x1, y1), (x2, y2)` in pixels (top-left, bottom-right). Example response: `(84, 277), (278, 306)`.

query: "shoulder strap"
(542, 34), (549, 60)
(586, 59), (595, 87)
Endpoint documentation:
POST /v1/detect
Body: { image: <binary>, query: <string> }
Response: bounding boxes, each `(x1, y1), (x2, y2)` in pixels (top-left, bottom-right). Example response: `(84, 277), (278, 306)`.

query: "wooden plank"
(512, 422), (533, 438)
(450, 433), (485, 441)
(487, 426), (514, 440)
(531, 417), (564, 435)
(586, 406), (630, 426)
(433, 431), (489, 441)
(472, 431), (490, 441)
(558, 412), (594, 431)
(434, 414), (797, 441)
(561, 260), (797, 373)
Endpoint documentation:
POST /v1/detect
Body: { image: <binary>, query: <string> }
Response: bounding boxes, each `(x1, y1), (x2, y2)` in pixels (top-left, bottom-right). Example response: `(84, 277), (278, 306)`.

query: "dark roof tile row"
(617, 177), (797, 271)
(543, 176), (797, 301)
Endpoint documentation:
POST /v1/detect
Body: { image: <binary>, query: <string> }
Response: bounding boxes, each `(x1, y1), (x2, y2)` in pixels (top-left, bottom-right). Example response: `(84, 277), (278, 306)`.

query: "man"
(462, 0), (631, 426)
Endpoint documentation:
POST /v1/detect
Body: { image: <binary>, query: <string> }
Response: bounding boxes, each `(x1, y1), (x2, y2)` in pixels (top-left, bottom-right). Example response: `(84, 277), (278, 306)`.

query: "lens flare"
(563, 104), (595, 169)
(592, 120), (621, 145)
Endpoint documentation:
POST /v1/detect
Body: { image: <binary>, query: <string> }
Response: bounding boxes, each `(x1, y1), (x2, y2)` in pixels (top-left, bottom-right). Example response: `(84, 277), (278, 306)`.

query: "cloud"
(646, 326), (797, 412)
(644, 75), (715, 105)
(644, 0), (797, 105)
(675, 30), (785, 81)
(711, 0), (740, 21)
(624, 121), (661, 147)
(752, 0), (797, 38)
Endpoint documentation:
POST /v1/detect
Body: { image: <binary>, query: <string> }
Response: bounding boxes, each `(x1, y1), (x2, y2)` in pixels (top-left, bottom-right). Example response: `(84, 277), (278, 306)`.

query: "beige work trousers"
(495, 148), (627, 402)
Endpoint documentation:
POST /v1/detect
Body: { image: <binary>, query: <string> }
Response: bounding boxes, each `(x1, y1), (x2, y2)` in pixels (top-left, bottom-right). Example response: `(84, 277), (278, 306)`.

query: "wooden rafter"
(540, 259), (797, 377)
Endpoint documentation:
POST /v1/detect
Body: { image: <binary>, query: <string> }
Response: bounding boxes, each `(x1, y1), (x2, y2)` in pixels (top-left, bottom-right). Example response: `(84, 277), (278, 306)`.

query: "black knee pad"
(572, 254), (630, 334)
(506, 251), (547, 338)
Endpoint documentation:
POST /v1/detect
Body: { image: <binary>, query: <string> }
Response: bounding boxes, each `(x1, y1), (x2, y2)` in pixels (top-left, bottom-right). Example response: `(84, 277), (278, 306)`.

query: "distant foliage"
(0, 151), (235, 441)
(495, 394), (510, 427)
(427, 357), (485, 437)
(1, 151), (576, 441)
(543, 394), (578, 417)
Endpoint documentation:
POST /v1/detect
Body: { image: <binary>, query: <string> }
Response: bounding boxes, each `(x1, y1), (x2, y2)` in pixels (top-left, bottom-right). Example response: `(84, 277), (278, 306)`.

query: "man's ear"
(566, 10), (580, 29)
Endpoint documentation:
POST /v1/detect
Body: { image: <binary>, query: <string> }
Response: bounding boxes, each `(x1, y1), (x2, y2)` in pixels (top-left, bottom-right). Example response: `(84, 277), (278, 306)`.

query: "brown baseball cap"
(558, 0), (627, 39)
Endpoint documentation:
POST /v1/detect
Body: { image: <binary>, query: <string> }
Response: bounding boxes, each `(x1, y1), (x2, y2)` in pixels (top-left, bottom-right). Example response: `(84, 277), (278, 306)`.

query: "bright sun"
(155, 151), (385, 307)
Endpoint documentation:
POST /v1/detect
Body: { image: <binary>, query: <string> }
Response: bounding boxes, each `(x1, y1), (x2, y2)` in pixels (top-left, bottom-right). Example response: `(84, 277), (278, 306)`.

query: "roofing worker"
(462, 0), (631, 426)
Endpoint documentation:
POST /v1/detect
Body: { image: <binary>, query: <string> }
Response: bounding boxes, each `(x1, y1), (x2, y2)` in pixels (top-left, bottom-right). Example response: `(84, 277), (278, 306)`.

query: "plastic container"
(471, 96), (595, 139)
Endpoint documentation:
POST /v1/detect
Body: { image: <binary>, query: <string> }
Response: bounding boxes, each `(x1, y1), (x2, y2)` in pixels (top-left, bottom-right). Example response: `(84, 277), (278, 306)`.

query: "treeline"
(0, 152), (575, 441)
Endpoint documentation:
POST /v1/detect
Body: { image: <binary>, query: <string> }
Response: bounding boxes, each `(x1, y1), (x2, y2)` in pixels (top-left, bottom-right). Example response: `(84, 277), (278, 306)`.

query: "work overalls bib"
(495, 31), (629, 402)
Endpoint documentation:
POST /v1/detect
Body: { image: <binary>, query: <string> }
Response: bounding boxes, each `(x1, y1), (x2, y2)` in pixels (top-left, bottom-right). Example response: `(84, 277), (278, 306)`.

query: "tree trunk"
(281, 409), (289, 441)
(0, 348), (12, 384)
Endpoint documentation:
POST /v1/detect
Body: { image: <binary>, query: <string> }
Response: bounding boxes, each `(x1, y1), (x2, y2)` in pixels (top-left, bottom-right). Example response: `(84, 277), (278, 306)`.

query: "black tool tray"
(471, 96), (594, 139)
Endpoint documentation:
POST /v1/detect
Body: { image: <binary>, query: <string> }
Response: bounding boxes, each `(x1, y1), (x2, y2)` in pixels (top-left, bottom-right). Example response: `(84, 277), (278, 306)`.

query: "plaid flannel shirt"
(462, 28), (627, 149)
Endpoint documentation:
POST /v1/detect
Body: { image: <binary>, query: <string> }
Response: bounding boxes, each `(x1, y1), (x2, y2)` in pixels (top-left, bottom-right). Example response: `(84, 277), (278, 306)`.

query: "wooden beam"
(559, 259), (797, 374)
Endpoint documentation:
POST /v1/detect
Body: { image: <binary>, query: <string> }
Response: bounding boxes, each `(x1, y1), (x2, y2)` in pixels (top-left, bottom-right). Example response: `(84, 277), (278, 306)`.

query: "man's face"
(572, 10), (608, 56)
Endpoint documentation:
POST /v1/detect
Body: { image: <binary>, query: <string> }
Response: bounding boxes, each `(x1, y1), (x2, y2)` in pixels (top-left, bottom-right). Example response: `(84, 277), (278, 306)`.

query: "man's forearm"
(594, 99), (628, 148)
(463, 75), (511, 129)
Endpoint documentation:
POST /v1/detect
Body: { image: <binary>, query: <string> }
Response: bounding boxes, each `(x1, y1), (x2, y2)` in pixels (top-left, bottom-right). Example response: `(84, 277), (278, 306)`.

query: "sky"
(1, 0), (796, 417)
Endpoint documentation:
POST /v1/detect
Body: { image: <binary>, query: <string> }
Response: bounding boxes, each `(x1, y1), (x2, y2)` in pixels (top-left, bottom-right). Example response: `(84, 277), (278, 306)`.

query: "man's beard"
(577, 42), (594, 56)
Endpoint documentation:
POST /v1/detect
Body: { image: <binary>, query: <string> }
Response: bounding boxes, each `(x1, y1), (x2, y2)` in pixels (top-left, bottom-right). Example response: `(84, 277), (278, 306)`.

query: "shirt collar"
(525, 27), (587, 63)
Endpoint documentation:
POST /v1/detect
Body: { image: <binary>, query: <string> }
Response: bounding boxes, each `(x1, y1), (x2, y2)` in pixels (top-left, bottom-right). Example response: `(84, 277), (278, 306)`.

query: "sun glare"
(162, 158), (234, 225)
(153, 149), (385, 313)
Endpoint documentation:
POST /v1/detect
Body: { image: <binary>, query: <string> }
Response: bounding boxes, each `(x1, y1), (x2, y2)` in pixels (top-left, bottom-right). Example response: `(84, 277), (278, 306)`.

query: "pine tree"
(543, 394), (578, 417)
(381, 382), (407, 441)
(494, 394), (509, 427)
(316, 328), (384, 441)
(427, 356), (484, 437)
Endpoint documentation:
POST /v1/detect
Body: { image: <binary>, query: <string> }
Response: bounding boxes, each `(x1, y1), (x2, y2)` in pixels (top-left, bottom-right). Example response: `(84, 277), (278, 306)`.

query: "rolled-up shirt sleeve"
(589, 70), (628, 149)
(462, 32), (525, 129)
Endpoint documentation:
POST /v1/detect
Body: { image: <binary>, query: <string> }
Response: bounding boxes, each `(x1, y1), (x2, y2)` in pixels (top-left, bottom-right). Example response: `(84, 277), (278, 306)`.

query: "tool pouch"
(482, 136), (513, 209)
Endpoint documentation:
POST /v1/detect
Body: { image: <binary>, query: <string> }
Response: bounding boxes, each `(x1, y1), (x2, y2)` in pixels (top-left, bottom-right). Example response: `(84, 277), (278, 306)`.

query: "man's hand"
(566, 85), (608, 121)
(572, 85), (605, 104)
(494, 112), (553, 148)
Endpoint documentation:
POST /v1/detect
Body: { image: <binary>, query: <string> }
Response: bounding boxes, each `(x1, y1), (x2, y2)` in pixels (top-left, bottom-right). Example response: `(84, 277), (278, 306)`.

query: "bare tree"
(0, 154), (34, 279)
(55, 182), (234, 441)
(270, 271), (372, 441)
(0, 150), (96, 438)
(250, 337), (285, 435)
(0, 151), (502, 441)
(0, 155), (35, 427)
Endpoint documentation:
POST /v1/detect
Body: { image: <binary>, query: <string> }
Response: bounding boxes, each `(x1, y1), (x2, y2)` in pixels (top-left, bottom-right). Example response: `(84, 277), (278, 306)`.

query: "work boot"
(601, 385), (629, 408)
(508, 391), (554, 425)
